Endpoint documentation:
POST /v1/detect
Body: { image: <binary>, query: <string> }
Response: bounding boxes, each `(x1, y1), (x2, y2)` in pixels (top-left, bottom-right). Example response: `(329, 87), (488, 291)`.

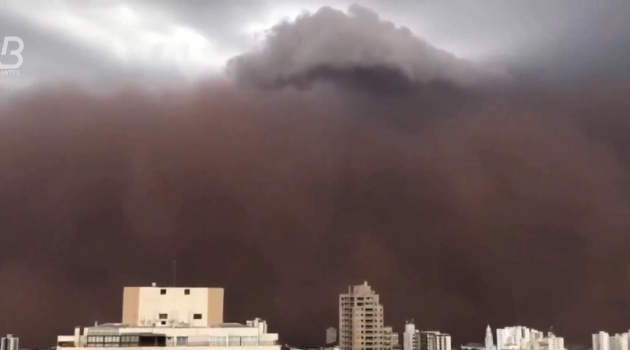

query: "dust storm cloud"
(2, 4), (630, 349)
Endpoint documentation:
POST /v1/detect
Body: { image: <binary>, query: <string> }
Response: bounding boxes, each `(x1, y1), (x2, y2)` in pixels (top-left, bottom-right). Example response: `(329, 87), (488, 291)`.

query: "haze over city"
(1, 0), (630, 348)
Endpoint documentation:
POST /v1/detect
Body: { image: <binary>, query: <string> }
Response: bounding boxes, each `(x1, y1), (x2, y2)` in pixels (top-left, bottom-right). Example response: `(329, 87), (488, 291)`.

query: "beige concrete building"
(339, 281), (393, 350)
(384, 327), (400, 350)
(122, 283), (224, 327)
(390, 331), (400, 350)
(57, 284), (279, 350)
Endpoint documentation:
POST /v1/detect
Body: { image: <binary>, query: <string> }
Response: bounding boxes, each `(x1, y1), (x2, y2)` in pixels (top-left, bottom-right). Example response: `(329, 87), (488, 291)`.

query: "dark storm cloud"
(226, 5), (510, 92)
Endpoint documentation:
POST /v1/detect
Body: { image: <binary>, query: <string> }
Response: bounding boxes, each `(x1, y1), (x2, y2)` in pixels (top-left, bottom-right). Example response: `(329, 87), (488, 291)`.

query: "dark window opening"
(160, 289), (166, 295)
(159, 313), (168, 319)
(184, 289), (190, 295)
(139, 335), (166, 347)
(161, 321), (167, 325)
(193, 313), (202, 320)
(86, 335), (144, 348)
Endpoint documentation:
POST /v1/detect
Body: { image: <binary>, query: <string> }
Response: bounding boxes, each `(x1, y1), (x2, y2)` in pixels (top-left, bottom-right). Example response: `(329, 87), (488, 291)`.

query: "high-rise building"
(486, 326), (496, 350)
(593, 332), (611, 350)
(0, 335), (19, 350)
(328, 328), (339, 345)
(339, 281), (392, 350)
(419, 331), (451, 350)
(403, 321), (418, 350)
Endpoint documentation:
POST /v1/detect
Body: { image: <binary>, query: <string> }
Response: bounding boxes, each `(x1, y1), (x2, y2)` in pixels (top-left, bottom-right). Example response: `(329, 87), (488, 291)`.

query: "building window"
(241, 336), (258, 346)
(159, 313), (168, 319)
(184, 289), (190, 295)
(193, 313), (202, 320)
(176, 337), (188, 346)
(161, 321), (167, 325)
(229, 336), (241, 346)
(209, 336), (227, 346)
(160, 289), (167, 294)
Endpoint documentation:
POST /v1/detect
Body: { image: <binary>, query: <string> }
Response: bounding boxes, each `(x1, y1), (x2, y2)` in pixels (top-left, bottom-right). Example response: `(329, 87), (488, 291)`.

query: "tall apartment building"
(403, 321), (418, 350)
(339, 281), (393, 350)
(419, 331), (451, 350)
(56, 283), (279, 350)
(0, 335), (19, 350)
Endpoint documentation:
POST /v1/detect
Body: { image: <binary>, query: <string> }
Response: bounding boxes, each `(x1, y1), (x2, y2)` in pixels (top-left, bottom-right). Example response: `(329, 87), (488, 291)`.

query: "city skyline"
(2, 281), (618, 350)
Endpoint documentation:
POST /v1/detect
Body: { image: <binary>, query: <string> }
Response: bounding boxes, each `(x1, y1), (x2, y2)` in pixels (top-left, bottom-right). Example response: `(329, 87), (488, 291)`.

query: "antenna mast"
(172, 260), (177, 287)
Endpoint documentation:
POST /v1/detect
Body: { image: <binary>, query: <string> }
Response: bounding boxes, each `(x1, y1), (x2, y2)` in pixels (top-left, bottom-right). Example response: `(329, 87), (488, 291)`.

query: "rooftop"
(214, 323), (246, 328)
(88, 322), (254, 329)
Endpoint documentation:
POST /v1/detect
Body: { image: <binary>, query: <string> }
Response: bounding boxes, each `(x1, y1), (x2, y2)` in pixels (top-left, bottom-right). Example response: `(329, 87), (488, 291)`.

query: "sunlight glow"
(4, 1), (228, 78)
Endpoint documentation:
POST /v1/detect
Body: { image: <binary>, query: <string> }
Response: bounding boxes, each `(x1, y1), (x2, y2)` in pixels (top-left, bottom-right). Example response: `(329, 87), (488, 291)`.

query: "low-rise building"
(384, 327), (399, 350)
(461, 343), (485, 350)
(326, 328), (338, 345)
(497, 327), (543, 350)
(419, 331), (451, 350)
(534, 332), (565, 350)
(56, 284), (279, 350)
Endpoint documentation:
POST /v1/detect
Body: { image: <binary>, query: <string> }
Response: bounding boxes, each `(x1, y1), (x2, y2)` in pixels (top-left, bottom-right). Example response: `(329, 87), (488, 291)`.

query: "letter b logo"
(0, 37), (24, 70)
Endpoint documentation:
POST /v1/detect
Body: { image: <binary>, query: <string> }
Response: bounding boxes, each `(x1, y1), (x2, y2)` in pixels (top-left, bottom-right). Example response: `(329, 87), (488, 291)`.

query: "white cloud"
(3, 0), (229, 79)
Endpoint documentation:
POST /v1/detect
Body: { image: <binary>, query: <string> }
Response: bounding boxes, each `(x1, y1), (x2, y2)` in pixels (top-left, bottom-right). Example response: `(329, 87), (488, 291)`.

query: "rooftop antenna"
(172, 260), (177, 287)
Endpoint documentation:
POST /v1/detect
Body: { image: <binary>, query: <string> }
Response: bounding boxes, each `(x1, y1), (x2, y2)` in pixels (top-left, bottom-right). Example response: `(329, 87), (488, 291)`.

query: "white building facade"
(496, 327), (543, 350)
(594, 332), (611, 350)
(122, 283), (224, 328)
(327, 328), (338, 345)
(1, 335), (19, 350)
(419, 331), (450, 350)
(534, 332), (565, 350)
(593, 331), (630, 350)
(611, 333), (629, 350)
(56, 284), (279, 350)
(403, 322), (418, 350)
(486, 326), (496, 350)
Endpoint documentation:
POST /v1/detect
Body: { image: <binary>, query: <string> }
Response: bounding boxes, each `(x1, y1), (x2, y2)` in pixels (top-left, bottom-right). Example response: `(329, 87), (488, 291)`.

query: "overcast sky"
(0, 0), (629, 99)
